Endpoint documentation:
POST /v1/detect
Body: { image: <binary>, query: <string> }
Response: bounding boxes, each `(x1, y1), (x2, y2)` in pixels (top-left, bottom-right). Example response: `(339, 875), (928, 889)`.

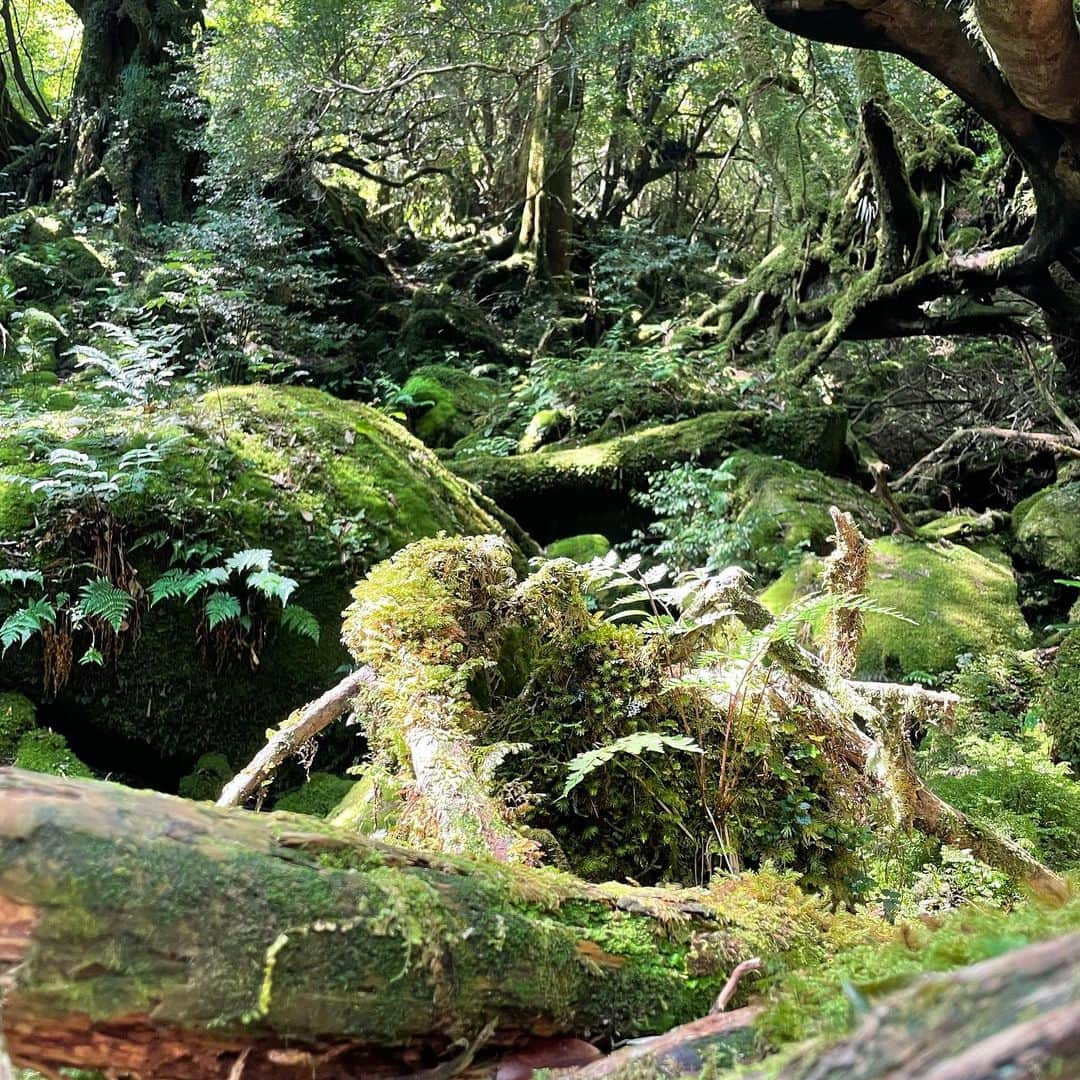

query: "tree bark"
(57, 0), (204, 224)
(739, 933), (1080, 1079)
(0, 768), (784, 1078)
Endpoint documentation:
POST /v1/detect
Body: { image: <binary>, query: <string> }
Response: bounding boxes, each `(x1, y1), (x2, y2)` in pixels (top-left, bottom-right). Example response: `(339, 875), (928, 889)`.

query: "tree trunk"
(0, 768), (791, 1078)
(517, 11), (581, 281)
(58, 0), (204, 225)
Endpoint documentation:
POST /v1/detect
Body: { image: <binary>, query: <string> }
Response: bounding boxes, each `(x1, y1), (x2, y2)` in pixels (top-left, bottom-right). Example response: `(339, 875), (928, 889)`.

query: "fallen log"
(739, 933), (1080, 1079)
(0, 768), (805, 1079)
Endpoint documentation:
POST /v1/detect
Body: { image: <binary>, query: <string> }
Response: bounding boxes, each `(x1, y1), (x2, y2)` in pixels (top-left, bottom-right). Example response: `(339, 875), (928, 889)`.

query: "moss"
(178, 752), (234, 801)
(519, 408), (569, 453)
(0, 386), (518, 772)
(0, 691), (36, 763)
(452, 406), (851, 543)
(14, 728), (93, 778)
(724, 452), (887, 575)
(763, 538), (1031, 680)
(1039, 632), (1080, 772)
(761, 892), (1080, 1048)
(400, 364), (499, 449)
(545, 534), (612, 563)
(274, 772), (356, 817)
(1012, 481), (1080, 577)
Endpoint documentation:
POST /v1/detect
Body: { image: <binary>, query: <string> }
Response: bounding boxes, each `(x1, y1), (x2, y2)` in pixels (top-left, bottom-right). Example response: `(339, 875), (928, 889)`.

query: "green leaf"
(79, 647), (105, 666)
(148, 568), (199, 606)
(247, 569), (297, 606)
(0, 568), (44, 589)
(225, 548), (273, 574)
(77, 578), (134, 633)
(280, 604), (320, 643)
(205, 591), (243, 629)
(561, 732), (704, 798)
(0, 597), (57, 653)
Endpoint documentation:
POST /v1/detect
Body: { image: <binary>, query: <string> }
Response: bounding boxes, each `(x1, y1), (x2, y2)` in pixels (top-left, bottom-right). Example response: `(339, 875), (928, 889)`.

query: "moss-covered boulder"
(400, 363), (499, 448)
(545, 534), (612, 563)
(178, 752), (234, 801)
(719, 452), (888, 574)
(453, 405), (852, 542)
(763, 538), (1031, 680)
(1012, 482), (1080, 577)
(0, 385), (519, 778)
(1039, 633), (1080, 773)
(274, 771), (356, 816)
(14, 728), (92, 778)
(0, 692), (36, 763)
(0, 209), (109, 302)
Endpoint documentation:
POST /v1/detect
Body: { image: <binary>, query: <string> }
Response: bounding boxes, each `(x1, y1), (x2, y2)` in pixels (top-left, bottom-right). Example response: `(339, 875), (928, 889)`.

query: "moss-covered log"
(451, 405), (853, 542)
(0, 768), (847, 1078)
(740, 934), (1080, 1080)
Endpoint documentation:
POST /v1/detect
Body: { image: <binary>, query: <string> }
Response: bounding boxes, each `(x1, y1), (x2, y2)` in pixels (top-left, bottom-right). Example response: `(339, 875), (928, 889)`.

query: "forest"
(1, 0), (1080, 1075)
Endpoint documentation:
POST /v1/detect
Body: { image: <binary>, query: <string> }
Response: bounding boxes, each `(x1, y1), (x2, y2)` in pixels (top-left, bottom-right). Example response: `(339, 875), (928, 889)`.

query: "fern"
(148, 568), (199, 606)
(225, 548), (273, 574)
(0, 569), (44, 589)
(561, 732), (703, 798)
(0, 597), (57, 653)
(76, 579), (134, 633)
(80, 646), (105, 666)
(247, 569), (297, 606)
(205, 591), (243, 629)
(280, 604), (320, 643)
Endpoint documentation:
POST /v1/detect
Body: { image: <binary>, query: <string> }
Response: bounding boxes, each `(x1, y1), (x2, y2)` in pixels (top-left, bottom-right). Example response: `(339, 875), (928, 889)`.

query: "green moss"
(274, 772), (356, 817)
(400, 364), (499, 449)
(1012, 482), (1080, 576)
(545, 534), (612, 563)
(14, 728), (92, 778)
(763, 539), (1031, 680)
(0, 692), (36, 763)
(452, 406), (851, 541)
(1039, 632), (1080, 772)
(0, 386), (518, 769)
(519, 408), (569, 453)
(761, 892), (1080, 1048)
(178, 752), (234, 801)
(722, 452), (887, 575)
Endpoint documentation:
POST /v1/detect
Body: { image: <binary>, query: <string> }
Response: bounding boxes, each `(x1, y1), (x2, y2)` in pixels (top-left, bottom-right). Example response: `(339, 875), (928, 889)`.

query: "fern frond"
(0, 597), (57, 653)
(205, 591), (243, 629)
(280, 604), (320, 643)
(225, 548), (273, 575)
(562, 733), (703, 798)
(247, 569), (297, 606)
(77, 579), (134, 633)
(0, 568), (44, 589)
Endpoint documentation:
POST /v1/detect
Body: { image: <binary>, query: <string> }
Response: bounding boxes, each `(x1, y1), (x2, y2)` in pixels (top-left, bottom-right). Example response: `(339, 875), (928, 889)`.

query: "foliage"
(1038, 632), (1080, 773)
(762, 893), (1080, 1047)
(13, 728), (92, 778)
(921, 732), (1080, 871)
(561, 732), (703, 797)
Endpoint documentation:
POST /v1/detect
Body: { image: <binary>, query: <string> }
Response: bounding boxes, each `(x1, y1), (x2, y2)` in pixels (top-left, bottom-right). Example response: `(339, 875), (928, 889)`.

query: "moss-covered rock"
(719, 452), (888, 574)
(1012, 482), (1080, 577)
(453, 405), (852, 543)
(763, 538), (1031, 680)
(274, 771), (356, 816)
(178, 752), (234, 801)
(545, 534), (612, 563)
(400, 363), (499, 448)
(14, 728), (92, 778)
(518, 408), (569, 454)
(0, 385), (519, 777)
(1039, 633), (1080, 772)
(0, 692), (36, 763)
